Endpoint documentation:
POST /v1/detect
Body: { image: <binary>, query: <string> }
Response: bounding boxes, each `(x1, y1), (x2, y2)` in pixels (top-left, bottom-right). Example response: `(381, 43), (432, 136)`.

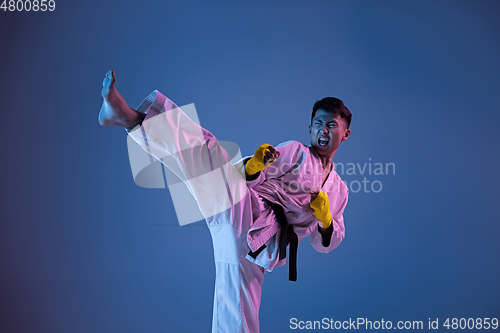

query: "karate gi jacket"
(242, 140), (349, 271)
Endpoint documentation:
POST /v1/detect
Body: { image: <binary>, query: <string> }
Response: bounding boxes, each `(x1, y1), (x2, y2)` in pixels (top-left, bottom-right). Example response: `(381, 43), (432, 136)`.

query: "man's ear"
(342, 128), (351, 141)
(308, 124), (311, 133)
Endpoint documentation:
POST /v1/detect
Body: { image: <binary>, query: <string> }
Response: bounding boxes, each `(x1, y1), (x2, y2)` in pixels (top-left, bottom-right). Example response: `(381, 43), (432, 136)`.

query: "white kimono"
(126, 91), (348, 333)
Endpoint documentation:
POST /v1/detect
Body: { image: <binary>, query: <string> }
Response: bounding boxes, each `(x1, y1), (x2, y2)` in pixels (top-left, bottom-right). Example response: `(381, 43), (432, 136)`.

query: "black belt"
(248, 201), (298, 282)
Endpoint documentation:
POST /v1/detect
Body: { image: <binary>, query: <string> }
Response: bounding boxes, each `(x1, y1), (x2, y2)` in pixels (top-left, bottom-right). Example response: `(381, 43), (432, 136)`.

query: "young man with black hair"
(99, 70), (351, 333)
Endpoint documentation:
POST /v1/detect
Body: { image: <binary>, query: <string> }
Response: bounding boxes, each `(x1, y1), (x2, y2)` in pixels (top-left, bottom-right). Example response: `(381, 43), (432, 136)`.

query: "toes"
(103, 70), (116, 85)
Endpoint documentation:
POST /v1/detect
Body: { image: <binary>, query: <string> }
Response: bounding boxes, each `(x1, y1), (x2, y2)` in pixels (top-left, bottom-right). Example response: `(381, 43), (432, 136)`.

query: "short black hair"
(311, 97), (352, 129)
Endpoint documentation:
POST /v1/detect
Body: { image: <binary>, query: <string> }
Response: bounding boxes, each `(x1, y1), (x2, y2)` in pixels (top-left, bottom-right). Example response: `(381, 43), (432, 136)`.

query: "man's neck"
(310, 146), (336, 170)
(321, 157), (333, 171)
(318, 152), (335, 169)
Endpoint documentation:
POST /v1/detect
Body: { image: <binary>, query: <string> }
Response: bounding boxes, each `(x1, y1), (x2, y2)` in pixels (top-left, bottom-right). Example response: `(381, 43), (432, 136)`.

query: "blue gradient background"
(1, 1), (499, 332)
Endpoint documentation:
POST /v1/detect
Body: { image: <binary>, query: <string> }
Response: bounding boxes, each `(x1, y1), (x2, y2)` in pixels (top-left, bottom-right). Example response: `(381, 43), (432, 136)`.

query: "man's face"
(309, 109), (350, 159)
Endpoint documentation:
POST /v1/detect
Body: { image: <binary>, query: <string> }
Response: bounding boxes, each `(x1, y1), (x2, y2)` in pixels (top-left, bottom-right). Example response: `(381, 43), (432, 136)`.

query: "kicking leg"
(124, 85), (248, 222)
(103, 72), (263, 331)
(98, 70), (145, 130)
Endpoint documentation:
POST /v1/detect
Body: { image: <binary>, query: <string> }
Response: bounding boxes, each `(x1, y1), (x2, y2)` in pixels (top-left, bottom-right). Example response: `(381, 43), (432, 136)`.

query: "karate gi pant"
(127, 91), (266, 333)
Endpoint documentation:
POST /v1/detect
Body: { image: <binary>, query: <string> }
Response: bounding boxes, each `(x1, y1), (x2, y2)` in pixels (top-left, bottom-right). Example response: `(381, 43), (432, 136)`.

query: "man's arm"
(310, 192), (347, 253)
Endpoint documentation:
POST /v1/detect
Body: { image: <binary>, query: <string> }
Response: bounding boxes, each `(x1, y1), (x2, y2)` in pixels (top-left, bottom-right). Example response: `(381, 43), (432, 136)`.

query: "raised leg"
(119, 83), (264, 331)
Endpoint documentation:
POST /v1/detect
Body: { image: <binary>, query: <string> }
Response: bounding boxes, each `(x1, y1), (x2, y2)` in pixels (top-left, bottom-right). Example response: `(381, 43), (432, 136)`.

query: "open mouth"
(318, 138), (329, 146)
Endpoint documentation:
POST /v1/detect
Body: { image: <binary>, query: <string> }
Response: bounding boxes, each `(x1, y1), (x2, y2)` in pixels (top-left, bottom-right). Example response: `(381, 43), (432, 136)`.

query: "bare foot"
(98, 70), (144, 129)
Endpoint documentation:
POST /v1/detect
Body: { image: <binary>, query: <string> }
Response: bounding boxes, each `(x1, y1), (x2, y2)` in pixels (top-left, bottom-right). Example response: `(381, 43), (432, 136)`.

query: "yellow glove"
(310, 191), (332, 229)
(245, 144), (278, 176)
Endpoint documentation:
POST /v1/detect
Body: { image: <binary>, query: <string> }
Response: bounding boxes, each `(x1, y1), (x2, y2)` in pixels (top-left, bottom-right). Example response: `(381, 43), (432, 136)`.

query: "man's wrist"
(318, 223), (334, 247)
(245, 170), (260, 181)
(244, 157), (260, 181)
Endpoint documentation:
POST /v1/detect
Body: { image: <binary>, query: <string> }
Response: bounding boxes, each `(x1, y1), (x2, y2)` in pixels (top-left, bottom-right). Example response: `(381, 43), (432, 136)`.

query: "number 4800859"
(1, 0), (56, 11)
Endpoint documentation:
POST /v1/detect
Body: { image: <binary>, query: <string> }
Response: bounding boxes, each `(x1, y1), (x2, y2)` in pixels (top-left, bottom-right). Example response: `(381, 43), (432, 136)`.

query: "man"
(99, 70), (351, 333)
